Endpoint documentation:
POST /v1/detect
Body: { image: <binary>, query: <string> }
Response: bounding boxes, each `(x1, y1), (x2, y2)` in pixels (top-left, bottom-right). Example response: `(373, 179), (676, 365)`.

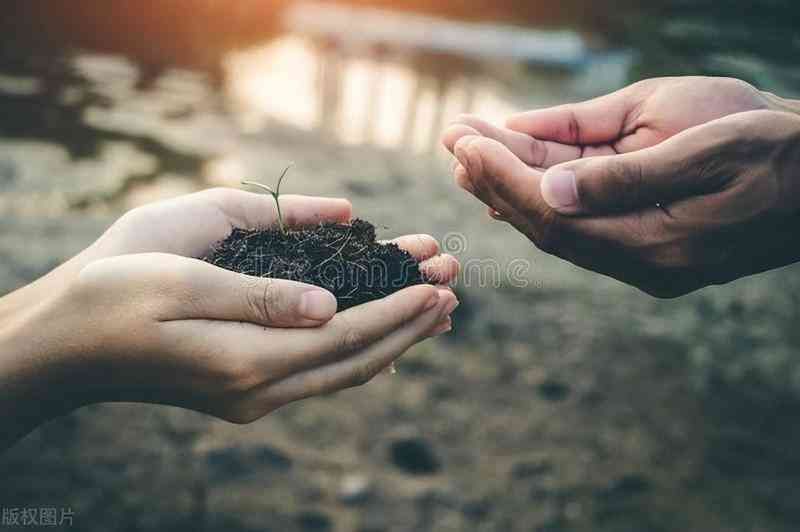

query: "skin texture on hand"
(442, 76), (800, 298)
(447, 76), (792, 173)
(0, 188), (460, 450)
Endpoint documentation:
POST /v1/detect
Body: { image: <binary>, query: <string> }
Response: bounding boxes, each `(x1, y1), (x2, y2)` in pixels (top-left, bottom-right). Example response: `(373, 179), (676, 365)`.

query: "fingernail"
(488, 208), (505, 220)
(453, 137), (475, 170)
(300, 290), (337, 321)
(541, 168), (578, 210)
(423, 291), (441, 312)
(441, 297), (459, 317)
(454, 165), (474, 194)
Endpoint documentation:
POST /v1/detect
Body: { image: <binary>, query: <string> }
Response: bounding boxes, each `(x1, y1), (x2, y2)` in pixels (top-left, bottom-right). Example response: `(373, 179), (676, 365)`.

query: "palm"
(91, 188), (457, 284)
(446, 77), (770, 170)
(610, 77), (770, 155)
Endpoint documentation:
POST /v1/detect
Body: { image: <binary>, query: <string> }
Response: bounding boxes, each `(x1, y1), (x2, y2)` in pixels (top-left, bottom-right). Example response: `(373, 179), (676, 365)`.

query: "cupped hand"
(3, 188), (459, 435)
(442, 109), (800, 297)
(445, 76), (777, 173)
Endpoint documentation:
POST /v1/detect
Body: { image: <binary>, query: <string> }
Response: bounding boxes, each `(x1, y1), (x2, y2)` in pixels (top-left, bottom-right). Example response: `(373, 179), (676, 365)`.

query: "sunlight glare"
(225, 36), (319, 133)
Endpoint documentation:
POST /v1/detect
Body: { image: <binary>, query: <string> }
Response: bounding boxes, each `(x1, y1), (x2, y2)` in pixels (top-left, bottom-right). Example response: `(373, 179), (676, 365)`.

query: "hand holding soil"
(208, 169), (458, 311)
(0, 188), (459, 450)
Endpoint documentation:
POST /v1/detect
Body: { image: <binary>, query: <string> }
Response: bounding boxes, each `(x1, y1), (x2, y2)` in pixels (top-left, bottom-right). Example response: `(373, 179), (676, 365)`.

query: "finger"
(487, 206), (508, 221)
(253, 290), (458, 407)
(387, 234), (439, 261)
(119, 190), (353, 258)
(419, 254), (460, 284)
(280, 284), (443, 373)
(453, 135), (551, 243)
(280, 195), (353, 227)
(505, 86), (636, 145)
(173, 284), (445, 382)
(454, 162), (474, 193)
(430, 316), (453, 337)
(210, 189), (353, 230)
(613, 126), (667, 154)
(442, 123), (482, 154)
(453, 114), (582, 169)
(518, 194), (730, 297)
(540, 126), (724, 215)
(158, 284), (447, 391)
(159, 257), (338, 327)
(384, 235), (459, 284)
(454, 135), (528, 221)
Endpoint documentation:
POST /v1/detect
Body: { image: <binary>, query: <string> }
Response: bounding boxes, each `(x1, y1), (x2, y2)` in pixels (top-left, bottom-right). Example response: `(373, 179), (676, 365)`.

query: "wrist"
(0, 292), (86, 449)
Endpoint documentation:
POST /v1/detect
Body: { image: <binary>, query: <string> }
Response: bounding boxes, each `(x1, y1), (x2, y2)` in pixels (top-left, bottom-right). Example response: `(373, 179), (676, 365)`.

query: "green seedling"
(242, 163), (294, 235)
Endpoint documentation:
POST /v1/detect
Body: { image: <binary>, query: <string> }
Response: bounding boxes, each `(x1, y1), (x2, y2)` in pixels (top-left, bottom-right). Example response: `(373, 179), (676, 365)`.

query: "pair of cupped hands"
(3, 76), (799, 446)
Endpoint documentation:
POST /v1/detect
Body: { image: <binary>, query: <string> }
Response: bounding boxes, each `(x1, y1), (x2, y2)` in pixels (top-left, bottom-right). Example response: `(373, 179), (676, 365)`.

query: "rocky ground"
(1, 47), (800, 532)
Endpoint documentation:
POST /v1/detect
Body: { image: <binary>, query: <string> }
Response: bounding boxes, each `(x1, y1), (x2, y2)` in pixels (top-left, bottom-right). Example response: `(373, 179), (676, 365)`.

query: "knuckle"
(621, 213), (650, 246)
(206, 353), (261, 395)
(335, 319), (369, 354)
(527, 138), (549, 167)
(74, 258), (110, 293)
(342, 327), (369, 354)
(245, 277), (280, 324)
(624, 214), (668, 255)
(604, 158), (645, 208)
(222, 369), (260, 395)
(566, 110), (581, 144)
(717, 77), (759, 99)
(349, 363), (378, 389)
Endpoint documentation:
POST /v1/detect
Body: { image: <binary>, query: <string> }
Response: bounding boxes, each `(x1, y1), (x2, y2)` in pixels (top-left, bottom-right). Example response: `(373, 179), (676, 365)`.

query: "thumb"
(540, 143), (697, 215)
(164, 258), (338, 327)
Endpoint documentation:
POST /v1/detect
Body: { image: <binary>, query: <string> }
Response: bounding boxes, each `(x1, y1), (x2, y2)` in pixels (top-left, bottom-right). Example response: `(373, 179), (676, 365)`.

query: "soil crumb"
(204, 219), (425, 311)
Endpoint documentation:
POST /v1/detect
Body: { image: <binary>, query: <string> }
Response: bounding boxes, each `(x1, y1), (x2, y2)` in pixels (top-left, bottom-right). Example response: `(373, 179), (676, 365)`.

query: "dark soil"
(204, 219), (425, 311)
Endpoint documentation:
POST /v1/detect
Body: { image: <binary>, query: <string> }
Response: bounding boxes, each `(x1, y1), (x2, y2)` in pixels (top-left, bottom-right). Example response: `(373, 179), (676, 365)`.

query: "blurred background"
(1, 1), (800, 531)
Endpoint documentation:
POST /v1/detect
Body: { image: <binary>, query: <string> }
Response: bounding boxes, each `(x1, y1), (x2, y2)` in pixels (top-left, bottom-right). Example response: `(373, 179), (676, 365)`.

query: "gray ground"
(1, 49), (800, 532)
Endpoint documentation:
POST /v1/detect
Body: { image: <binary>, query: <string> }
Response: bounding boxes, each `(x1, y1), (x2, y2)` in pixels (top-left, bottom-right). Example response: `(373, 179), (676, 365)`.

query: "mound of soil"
(204, 219), (425, 311)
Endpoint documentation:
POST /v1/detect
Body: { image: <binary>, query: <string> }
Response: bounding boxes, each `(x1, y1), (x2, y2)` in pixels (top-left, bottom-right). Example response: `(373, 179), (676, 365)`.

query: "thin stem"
(241, 163), (294, 235)
(273, 163), (293, 235)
